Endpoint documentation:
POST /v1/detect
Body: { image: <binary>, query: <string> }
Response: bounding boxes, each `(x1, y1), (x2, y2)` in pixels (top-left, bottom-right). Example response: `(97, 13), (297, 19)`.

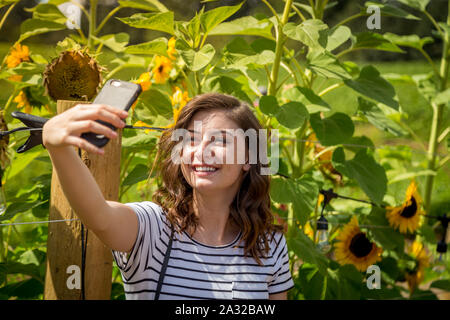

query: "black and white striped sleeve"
(268, 233), (294, 295)
(111, 201), (157, 281)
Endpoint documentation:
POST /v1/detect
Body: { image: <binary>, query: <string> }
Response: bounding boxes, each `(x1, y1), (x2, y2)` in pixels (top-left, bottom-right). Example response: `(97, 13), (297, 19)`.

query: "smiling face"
(179, 109), (251, 195)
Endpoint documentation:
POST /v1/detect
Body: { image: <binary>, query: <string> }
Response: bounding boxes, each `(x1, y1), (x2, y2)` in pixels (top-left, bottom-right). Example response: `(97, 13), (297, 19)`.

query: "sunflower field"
(0, 0), (449, 300)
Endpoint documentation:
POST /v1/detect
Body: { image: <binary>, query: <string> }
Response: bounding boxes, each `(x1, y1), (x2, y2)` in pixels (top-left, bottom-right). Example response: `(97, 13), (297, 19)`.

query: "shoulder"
(267, 230), (288, 256)
(124, 201), (171, 231)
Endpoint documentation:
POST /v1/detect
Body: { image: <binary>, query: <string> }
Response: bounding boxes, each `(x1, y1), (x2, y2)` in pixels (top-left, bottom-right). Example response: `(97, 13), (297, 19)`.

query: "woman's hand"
(42, 104), (128, 155)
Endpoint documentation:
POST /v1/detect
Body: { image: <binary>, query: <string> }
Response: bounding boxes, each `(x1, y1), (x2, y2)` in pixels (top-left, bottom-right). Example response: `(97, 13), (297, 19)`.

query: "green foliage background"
(0, 0), (449, 300)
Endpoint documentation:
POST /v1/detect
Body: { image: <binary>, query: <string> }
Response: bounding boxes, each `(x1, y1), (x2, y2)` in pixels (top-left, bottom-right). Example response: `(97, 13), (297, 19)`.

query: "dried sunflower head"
(43, 49), (103, 101)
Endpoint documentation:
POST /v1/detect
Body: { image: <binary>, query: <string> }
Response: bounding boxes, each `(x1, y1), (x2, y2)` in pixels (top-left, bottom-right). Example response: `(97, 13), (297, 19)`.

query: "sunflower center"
(349, 232), (373, 258)
(400, 196), (417, 218)
(158, 65), (164, 73)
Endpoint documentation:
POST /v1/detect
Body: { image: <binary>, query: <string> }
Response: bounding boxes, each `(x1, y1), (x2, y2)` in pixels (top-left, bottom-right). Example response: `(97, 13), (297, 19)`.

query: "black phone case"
(81, 79), (142, 148)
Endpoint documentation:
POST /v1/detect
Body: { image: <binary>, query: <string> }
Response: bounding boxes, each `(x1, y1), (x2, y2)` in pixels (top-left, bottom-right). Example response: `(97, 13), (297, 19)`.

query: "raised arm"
(42, 104), (138, 253)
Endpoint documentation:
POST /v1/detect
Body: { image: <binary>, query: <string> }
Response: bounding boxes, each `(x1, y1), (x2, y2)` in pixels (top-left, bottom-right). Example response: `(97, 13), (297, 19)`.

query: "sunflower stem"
(94, 6), (121, 36)
(87, 0), (98, 51)
(267, 0), (293, 96)
(194, 71), (202, 95)
(0, 2), (17, 32)
(423, 3), (450, 214)
(334, 12), (365, 28)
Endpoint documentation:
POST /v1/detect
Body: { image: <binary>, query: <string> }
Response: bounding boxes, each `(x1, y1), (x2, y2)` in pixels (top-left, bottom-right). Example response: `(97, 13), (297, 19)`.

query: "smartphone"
(81, 79), (142, 148)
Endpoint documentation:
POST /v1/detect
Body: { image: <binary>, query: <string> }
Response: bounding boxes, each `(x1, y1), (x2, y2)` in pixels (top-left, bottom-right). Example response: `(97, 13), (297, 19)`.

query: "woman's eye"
(212, 136), (227, 144)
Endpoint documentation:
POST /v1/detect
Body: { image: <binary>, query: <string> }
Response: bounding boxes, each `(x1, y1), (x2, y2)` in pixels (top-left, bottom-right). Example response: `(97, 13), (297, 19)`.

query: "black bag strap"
(154, 225), (174, 300)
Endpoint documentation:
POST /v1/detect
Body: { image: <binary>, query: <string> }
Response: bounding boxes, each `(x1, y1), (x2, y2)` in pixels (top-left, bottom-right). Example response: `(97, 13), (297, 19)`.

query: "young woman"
(42, 92), (294, 300)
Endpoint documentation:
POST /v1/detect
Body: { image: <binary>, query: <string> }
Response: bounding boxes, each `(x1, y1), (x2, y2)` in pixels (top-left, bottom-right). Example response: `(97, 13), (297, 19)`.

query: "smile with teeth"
(193, 166), (218, 172)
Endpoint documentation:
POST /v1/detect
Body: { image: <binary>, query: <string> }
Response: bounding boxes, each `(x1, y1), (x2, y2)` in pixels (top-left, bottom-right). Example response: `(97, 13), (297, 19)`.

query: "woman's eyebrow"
(187, 129), (233, 136)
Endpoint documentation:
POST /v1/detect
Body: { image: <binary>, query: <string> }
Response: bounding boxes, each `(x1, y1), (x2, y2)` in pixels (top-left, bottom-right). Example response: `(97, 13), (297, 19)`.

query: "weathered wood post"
(44, 100), (122, 299)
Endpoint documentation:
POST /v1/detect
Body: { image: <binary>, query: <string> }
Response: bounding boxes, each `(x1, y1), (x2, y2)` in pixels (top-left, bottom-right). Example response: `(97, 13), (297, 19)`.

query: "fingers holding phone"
(43, 79), (141, 155)
(42, 103), (129, 155)
(80, 79), (142, 149)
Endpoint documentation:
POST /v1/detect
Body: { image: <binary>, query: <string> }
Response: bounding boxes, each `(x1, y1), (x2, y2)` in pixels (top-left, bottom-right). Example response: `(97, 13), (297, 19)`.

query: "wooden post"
(44, 100), (122, 299)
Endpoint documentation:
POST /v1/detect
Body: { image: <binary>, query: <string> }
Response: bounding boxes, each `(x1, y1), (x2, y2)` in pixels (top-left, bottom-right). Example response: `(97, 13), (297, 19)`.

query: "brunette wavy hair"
(152, 92), (283, 265)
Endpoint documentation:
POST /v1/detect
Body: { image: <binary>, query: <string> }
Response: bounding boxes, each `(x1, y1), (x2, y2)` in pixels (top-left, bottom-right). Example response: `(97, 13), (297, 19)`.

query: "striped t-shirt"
(112, 201), (294, 300)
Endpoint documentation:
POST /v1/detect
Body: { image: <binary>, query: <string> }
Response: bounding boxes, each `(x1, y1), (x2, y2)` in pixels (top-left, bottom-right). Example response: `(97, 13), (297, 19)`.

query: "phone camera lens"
(111, 80), (121, 87)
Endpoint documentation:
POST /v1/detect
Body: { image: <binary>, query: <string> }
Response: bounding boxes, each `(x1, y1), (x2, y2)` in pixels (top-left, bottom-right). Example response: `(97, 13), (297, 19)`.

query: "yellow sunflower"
(334, 216), (383, 272)
(404, 240), (430, 293)
(301, 221), (314, 240)
(8, 74), (23, 82)
(13, 91), (32, 114)
(167, 37), (177, 60)
(6, 43), (30, 68)
(133, 72), (151, 92)
(133, 120), (154, 134)
(386, 180), (424, 234)
(171, 86), (190, 108)
(152, 56), (172, 84)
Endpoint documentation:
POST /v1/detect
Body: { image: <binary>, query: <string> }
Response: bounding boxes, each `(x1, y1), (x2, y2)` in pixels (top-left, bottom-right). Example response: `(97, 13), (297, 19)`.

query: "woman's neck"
(188, 190), (241, 246)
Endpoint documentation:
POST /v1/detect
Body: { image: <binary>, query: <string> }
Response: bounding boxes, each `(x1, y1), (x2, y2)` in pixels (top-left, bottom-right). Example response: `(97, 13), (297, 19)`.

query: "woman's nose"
(192, 138), (215, 163)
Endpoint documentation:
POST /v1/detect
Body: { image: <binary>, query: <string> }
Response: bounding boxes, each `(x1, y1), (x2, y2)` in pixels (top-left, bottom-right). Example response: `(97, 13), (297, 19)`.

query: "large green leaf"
(270, 174), (318, 226)
(344, 65), (399, 110)
(288, 232), (329, 275)
(0, 62), (45, 79)
(350, 32), (404, 53)
(200, 2), (243, 34)
(275, 102), (309, 130)
(0, 261), (40, 279)
(226, 50), (275, 69)
(1, 200), (48, 222)
(310, 112), (354, 146)
(25, 3), (67, 24)
(332, 148), (387, 204)
(209, 16), (274, 39)
(364, 2), (420, 20)
(222, 37), (274, 69)
(362, 207), (404, 251)
(125, 37), (168, 56)
(357, 97), (407, 137)
(117, 11), (174, 34)
(206, 75), (252, 104)
(307, 49), (351, 80)
(118, 0), (168, 12)
(430, 279), (450, 291)
(397, 0), (430, 11)
(123, 164), (149, 186)
(283, 19), (329, 50)
(0, 0), (19, 10)
(179, 44), (215, 71)
(283, 86), (331, 113)
(139, 88), (173, 119)
(259, 95), (278, 116)
(122, 133), (157, 151)
(383, 33), (433, 50)
(326, 265), (363, 299)
(326, 26), (351, 51)
(258, 95), (309, 130)
(298, 263), (327, 299)
(19, 18), (66, 42)
(0, 278), (43, 299)
(93, 33), (130, 53)
(433, 88), (450, 106)
(5, 148), (43, 180)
